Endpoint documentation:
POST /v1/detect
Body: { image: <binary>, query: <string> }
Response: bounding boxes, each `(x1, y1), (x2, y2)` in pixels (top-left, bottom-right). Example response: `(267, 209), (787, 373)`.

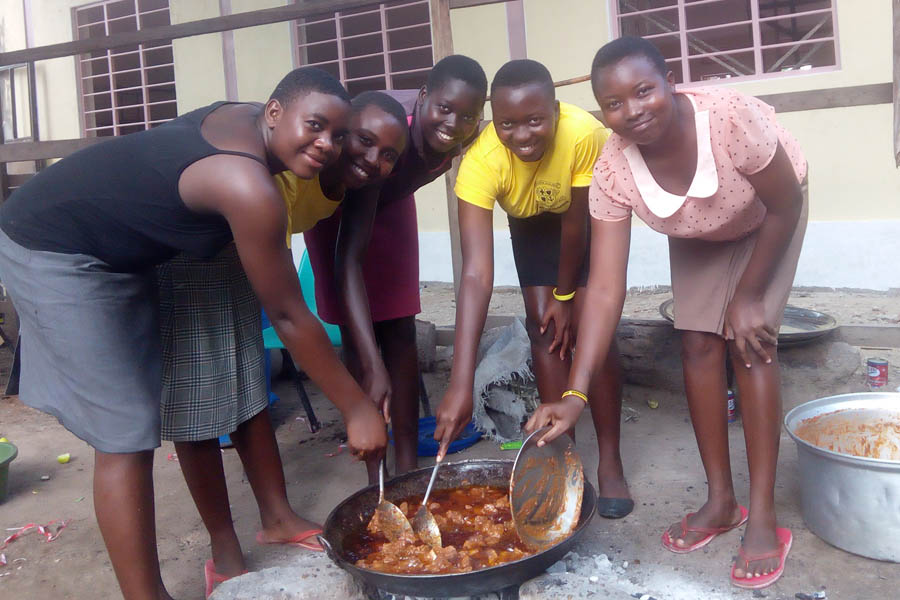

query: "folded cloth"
(471, 319), (535, 442)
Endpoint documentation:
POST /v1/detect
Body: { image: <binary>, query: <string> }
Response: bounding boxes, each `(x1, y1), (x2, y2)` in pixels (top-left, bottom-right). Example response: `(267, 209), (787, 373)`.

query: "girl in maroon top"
(304, 55), (488, 483)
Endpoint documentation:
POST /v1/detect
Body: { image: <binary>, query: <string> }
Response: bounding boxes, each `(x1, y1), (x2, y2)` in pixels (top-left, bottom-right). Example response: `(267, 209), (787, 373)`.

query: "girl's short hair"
(351, 91), (410, 146)
(426, 54), (488, 100)
(591, 36), (669, 84)
(490, 59), (555, 99)
(269, 67), (350, 107)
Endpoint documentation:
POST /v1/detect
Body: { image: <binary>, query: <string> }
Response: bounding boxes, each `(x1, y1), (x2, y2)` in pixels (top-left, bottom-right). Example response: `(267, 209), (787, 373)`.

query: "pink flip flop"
(204, 559), (247, 599)
(661, 505), (749, 554)
(730, 527), (793, 589)
(255, 528), (324, 552)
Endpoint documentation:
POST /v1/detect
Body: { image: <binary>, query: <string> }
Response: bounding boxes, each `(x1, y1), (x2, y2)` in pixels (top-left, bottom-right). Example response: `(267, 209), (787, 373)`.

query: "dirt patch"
(419, 282), (900, 328)
(1, 285), (898, 599)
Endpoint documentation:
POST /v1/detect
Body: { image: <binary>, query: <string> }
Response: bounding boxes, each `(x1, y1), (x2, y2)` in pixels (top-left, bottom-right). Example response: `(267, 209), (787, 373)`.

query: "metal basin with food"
(784, 392), (900, 562)
(320, 459), (596, 597)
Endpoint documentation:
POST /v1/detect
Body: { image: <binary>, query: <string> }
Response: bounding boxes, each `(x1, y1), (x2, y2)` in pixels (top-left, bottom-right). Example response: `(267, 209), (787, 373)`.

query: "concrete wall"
(0, 1), (895, 289)
(0, 0), (86, 143)
(414, 0), (900, 290)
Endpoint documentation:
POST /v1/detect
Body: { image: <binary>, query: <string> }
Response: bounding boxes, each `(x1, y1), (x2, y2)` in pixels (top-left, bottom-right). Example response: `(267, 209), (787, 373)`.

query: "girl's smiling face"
(265, 91), (350, 178)
(592, 55), (677, 146)
(339, 104), (407, 190)
(418, 78), (484, 154)
(491, 82), (559, 163)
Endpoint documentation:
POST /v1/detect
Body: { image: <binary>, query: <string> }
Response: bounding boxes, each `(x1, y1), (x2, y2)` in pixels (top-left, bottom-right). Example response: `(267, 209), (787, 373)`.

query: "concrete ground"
(1, 287), (898, 599)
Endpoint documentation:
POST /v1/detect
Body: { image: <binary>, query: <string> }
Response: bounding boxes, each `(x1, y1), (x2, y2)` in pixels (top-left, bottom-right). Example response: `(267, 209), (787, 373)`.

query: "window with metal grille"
(295, 0), (434, 95)
(74, 0), (177, 137)
(0, 65), (33, 142)
(612, 0), (839, 84)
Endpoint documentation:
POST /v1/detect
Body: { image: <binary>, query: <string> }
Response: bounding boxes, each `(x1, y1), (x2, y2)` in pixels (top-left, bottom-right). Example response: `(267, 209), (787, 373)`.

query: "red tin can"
(727, 389), (738, 422)
(866, 357), (889, 389)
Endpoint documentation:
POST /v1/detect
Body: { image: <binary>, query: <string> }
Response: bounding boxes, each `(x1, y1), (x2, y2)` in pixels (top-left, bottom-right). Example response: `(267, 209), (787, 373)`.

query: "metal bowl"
(784, 392), (900, 562)
(659, 299), (837, 346)
(510, 427), (584, 549)
(319, 459), (596, 597)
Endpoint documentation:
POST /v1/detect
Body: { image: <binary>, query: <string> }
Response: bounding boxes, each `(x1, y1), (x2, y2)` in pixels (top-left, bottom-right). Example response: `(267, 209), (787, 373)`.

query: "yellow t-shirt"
(454, 102), (609, 218)
(274, 172), (342, 247)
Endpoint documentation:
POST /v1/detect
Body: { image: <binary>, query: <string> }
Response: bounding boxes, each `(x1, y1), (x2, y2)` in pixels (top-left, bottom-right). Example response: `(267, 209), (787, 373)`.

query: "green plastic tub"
(0, 441), (18, 503)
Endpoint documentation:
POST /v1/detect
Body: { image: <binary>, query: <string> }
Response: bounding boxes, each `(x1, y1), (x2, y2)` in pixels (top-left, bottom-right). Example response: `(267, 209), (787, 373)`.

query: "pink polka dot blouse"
(589, 86), (807, 241)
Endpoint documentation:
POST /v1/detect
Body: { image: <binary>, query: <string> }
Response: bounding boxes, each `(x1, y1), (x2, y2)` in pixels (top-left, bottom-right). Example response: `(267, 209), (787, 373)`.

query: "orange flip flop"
(661, 505), (749, 554)
(255, 528), (324, 552)
(731, 527), (793, 589)
(204, 559), (247, 599)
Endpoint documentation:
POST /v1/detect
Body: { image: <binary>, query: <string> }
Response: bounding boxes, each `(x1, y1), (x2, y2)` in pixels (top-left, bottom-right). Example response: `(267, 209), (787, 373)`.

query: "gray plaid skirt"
(157, 244), (268, 442)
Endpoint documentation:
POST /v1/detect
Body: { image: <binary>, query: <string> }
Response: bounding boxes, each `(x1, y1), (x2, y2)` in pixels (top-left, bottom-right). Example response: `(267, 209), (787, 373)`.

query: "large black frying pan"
(319, 459), (596, 598)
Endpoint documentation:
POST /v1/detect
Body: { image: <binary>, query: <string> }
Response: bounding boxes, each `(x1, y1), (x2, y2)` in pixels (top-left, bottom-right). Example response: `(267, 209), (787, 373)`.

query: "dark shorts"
(508, 211), (590, 288)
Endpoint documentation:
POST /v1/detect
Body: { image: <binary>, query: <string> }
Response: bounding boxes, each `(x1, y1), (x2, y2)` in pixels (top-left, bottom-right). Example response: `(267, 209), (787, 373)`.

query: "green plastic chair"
(262, 250), (341, 350)
(262, 250), (341, 433)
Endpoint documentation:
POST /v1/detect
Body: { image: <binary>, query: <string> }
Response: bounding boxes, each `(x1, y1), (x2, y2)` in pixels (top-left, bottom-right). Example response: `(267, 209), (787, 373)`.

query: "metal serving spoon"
(370, 459), (414, 542)
(411, 459), (443, 550)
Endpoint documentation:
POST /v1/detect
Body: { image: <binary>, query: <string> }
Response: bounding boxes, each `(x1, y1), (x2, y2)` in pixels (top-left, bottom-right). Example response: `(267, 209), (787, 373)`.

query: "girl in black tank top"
(0, 67), (391, 600)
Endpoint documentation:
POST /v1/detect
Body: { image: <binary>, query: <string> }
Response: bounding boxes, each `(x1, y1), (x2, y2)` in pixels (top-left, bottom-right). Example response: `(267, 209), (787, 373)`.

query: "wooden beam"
(0, 0), (378, 66)
(506, 0), (527, 60)
(449, 0), (508, 9)
(430, 0), (464, 299)
(430, 0), (454, 60)
(592, 83), (893, 120)
(894, 0), (900, 166)
(756, 82), (892, 113)
(0, 137), (106, 163)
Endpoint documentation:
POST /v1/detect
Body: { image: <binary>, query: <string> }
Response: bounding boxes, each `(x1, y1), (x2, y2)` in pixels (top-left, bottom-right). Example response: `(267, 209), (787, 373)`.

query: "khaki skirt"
(668, 181), (809, 336)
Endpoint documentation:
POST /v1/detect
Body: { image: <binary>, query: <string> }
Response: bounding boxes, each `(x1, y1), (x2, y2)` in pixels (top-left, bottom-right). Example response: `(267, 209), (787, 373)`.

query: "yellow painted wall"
(733, 1), (900, 221)
(415, 0), (899, 230)
(449, 1), (509, 121)
(416, 2), (511, 232)
(523, 0), (608, 110)
(2, 0), (88, 143)
(0, 0), (894, 227)
(171, 0), (226, 113)
(231, 0), (294, 102)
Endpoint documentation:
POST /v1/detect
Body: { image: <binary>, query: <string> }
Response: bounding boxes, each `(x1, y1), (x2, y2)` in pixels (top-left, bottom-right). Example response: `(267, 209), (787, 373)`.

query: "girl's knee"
(680, 331), (724, 365)
(524, 315), (552, 348)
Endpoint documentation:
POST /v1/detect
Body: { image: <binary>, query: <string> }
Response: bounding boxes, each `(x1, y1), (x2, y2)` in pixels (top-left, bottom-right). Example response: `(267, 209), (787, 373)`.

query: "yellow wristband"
(552, 287), (576, 302)
(562, 389), (588, 404)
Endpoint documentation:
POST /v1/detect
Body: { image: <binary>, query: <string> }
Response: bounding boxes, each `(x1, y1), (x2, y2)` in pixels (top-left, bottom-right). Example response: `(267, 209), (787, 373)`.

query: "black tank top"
(0, 102), (267, 272)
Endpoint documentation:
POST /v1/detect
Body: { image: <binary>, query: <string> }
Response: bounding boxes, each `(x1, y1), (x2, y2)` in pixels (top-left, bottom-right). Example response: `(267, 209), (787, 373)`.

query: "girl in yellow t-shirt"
(434, 59), (633, 519)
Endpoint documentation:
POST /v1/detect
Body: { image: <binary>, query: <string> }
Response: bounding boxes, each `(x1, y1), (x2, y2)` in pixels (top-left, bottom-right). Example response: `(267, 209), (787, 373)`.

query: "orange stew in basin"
(345, 485), (535, 574)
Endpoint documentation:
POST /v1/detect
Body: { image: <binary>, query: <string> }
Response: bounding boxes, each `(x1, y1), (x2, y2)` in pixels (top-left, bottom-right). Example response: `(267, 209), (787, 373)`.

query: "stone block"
(416, 319), (437, 372)
(209, 553), (366, 600)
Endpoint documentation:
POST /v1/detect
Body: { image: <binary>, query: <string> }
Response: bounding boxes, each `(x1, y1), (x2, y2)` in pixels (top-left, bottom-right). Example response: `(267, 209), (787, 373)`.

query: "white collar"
(623, 95), (718, 219)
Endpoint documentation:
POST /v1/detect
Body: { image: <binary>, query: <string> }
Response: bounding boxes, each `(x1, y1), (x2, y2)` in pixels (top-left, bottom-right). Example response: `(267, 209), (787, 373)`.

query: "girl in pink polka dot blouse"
(525, 37), (807, 590)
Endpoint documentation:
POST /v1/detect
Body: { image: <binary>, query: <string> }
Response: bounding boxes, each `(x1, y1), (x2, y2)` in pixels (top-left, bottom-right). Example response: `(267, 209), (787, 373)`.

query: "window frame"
(0, 64), (33, 143)
(72, 0), (177, 138)
(292, 0), (435, 94)
(609, 0), (841, 86)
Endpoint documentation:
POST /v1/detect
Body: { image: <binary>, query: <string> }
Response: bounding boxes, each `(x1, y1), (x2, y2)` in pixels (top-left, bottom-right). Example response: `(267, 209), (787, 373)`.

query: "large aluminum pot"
(784, 392), (900, 562)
